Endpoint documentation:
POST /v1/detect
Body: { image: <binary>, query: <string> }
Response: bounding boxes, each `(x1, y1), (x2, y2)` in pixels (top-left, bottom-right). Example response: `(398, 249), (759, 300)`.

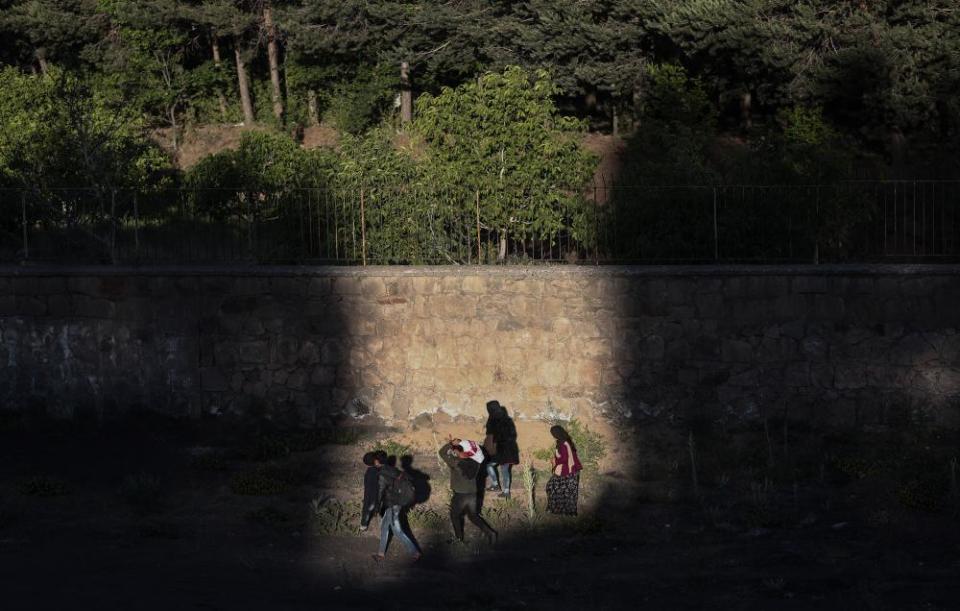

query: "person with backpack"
(439, 437), (497, 545)
(361, 450), (420, 561)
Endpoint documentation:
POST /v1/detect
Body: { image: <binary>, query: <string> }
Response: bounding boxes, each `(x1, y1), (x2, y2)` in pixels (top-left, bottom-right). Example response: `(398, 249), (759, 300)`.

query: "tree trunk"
(497, 229), (507, 262)
(400, 61), (413, 125)
(235, 44), (255, 125)
(169, 106), (181, 153)
(890, 126), (907, 179)
(36, 48), (49, 74)
(740, 91), (752, 131)
(307, 89), (319, 125)
(211, 36), (229, 123)
(263, 4), (284, 123)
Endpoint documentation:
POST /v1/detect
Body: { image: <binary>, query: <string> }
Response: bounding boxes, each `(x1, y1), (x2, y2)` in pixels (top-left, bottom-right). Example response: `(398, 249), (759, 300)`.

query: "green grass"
(310, 497), (361, 534)
(246, 505), (290, 528)
(406, 505), (446, 532)
(231, 467), (288, 496)
(371, 439), (414, 458)
(120, 472), (164, 511)
(17, 476), (68, 497)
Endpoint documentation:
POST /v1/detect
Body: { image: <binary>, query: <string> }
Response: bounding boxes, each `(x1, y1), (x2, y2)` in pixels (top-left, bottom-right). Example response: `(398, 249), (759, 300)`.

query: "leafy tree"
(0, 0), (105, 72)
(0, 67), (167, 191)
(414, 66), (597, 260)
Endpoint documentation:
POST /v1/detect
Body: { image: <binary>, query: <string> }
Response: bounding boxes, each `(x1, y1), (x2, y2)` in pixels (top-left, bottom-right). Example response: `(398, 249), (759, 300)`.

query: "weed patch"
(190, 451), (229, 471)
(246, 505), (290, 527)
(406, 506), (445, 532)
(17, 476), (68, 497)
(371, 439), (414, 459)
(310, 497), (360, 534)
(231, 467), (288, 496)
(120, 472), (164, 511)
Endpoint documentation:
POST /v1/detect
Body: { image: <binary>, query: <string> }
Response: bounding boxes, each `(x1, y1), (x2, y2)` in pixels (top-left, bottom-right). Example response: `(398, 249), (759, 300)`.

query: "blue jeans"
(378, 505), (418, 556)
(486, 463), (511, 493)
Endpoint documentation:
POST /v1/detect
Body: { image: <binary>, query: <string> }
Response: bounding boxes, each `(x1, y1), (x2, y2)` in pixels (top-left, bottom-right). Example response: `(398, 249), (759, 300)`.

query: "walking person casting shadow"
(359, 451), (421, 562)
(439, 437), (497, 546)
(483, 400), (519, 499)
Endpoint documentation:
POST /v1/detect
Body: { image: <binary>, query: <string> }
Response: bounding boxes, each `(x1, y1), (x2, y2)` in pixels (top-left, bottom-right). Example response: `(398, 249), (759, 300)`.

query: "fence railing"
(2, 181), (959, 265)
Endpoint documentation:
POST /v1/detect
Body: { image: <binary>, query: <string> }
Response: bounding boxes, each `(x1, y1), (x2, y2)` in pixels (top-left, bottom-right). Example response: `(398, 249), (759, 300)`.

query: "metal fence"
(2, 180), (959, 265)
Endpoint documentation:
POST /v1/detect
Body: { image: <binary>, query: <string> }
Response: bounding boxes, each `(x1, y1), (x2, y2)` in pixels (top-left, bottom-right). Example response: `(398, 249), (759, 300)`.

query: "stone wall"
(1, 265), (959, 429)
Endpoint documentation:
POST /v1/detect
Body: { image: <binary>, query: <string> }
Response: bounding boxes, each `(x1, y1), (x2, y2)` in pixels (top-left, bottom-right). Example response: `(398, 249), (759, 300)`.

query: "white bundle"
(457, 439), (485, 464)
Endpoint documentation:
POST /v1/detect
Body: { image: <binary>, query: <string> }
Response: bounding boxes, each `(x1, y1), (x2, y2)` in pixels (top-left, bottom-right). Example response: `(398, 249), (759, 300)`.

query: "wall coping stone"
(2, 264), (960, 279)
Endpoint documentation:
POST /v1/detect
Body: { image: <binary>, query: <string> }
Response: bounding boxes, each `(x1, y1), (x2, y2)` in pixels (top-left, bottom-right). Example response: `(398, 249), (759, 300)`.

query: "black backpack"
(386, 471), (416, 507)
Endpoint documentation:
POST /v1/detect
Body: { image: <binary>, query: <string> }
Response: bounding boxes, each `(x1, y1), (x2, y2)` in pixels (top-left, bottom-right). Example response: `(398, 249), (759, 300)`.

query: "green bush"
(371, 439), (414, 459)
(246, 505), (290, 528)
(247, 434), (291, 461)
(230, 467), (289, 496)
(120, 472), (164, 510)
(190, 451), (229, 471)
(563, 420), (607, 473)
(533, 447), (555, 462)
(322, 64), (398, 134)
(310, 497), (361, 534)
(17, 476), (68, 497)
(406, 506), (445, 532)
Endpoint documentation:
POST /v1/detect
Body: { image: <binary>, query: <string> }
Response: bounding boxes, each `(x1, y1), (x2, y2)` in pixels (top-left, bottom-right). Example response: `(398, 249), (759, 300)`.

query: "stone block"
(462, 276), (486, 294)
(721, 339), (752, 363)
(800, 336), (828, 360)
(236, 340), (269, 364)
(538, 361), (566, 387)
(834, 364), (866, 389)
(74, 296), (114, 319)
(784, 362), (810, 386)
(67, 277), (101, 296)
(307, 365), (334, 387)
(793, 276), (827, 294)
(694, 293), (723, 318)
(640, 335), (665, 360)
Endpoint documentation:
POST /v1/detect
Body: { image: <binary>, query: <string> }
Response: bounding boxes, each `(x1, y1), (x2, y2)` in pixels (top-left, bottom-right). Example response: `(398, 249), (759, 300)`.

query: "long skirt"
(546, 472), (580, 516)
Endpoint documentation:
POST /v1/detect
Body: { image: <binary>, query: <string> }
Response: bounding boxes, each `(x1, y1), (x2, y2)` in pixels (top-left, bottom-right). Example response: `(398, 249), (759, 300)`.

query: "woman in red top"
(545, 425), (582, 515)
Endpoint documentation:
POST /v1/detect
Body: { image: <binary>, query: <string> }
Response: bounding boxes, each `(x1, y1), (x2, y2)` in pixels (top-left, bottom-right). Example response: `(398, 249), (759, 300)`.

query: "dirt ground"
(1, 416), (959, 611)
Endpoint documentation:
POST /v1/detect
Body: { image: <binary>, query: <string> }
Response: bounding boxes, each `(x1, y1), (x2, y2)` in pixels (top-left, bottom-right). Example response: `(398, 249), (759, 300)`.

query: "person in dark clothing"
(360, 450), (420, 561)
(439, 438), (497, 545)
(359, 451), (387, 531)
(483, 400), (520, 498)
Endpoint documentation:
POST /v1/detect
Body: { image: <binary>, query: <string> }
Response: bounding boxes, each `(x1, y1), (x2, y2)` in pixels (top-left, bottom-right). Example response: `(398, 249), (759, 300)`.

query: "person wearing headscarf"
(545, 425), (582, 516)
(483, 400), (520, 498)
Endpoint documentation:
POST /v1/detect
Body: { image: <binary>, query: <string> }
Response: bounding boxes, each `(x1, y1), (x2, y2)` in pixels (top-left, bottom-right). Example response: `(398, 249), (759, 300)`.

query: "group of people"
(359, 400), (584, 561)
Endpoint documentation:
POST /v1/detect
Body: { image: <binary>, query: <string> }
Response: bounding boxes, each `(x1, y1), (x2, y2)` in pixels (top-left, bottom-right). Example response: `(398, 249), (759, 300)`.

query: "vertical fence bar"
(712, 187), (719, 261)
(360, 186), (367, 266)
(593, 181), (599, 265)
(21, 191), (29, 261)
(110, 188), (118, 264)
(912, 180), (917, 256)
(475, 189), (481, 263)
(133, 191), (140, 258)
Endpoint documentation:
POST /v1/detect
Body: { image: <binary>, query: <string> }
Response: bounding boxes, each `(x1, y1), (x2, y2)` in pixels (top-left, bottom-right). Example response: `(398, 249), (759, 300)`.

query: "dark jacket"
(360, 464), (402, 526)
(439, 443), (481, 494)
(360, 465), (380, 527)
(486, 417), (520, 465)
